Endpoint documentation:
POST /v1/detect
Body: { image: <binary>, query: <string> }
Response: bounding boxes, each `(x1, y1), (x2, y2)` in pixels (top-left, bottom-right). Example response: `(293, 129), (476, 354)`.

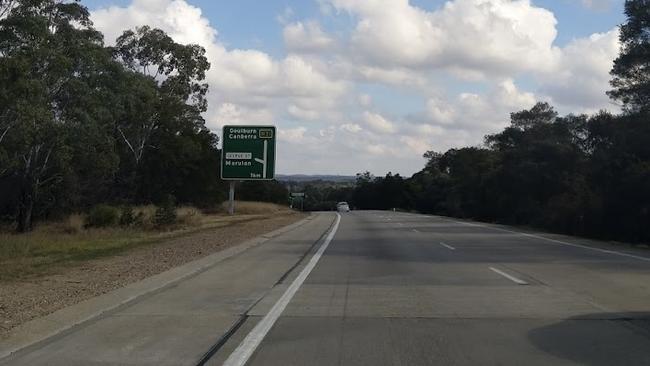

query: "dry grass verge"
(221, 201), (295, 215)
(0, 207), (305, 337)
(0, 202), (292, 281)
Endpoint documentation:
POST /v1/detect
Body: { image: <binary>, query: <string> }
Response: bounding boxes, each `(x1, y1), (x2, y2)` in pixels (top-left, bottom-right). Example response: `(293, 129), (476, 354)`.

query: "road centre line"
(439, 242), (456, 250)
(489, 267), (528, 285)
(222, 213), (341, 366)
(447, 218), (650, 263)
(412, 229), (419, 233)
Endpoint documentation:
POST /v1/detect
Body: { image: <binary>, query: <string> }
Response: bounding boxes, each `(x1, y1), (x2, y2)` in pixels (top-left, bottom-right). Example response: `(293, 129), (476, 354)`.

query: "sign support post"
(221, 125), (277, 215)
(228, 181), (236, 215)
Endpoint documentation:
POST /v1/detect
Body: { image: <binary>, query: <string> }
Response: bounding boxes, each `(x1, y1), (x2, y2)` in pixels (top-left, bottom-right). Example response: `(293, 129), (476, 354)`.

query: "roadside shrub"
(154, 195), (177, 227)
(119, 206), (144, 227)
(177, 206), (204, 227)
(52, 214), (85, 234)
(133, 205), (156, 226)
(85, 205), (119, 228)
(201, 204), (224, 215)
(119, 206), (135, 226)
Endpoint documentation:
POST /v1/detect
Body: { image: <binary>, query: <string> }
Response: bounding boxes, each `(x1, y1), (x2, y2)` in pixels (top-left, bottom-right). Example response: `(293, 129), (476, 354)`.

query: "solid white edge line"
(489, 267), (528, 285)
(448, 218), (650, 263)
(439, 242), (456, 250)
(223, 213), (341, 366)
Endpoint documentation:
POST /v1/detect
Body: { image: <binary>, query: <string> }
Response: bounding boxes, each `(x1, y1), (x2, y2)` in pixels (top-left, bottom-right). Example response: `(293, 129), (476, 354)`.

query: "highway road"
(3, 211), (650, 365)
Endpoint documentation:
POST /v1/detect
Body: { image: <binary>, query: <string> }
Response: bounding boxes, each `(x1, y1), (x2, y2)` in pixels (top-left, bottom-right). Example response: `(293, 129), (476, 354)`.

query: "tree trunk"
(16, 176), (36, 233)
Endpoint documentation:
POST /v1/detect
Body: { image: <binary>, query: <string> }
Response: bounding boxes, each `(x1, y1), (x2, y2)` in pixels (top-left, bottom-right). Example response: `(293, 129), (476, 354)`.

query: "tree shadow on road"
(528, 312), (650, 365)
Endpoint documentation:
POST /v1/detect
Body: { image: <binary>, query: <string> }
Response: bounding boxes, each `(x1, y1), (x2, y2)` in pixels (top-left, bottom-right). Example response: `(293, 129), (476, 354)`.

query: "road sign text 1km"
(221, 125), (276, 180)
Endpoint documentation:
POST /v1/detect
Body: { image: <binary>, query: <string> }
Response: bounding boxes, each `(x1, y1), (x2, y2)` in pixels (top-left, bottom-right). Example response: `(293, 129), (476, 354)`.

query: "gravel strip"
(0, 213), (306, 338)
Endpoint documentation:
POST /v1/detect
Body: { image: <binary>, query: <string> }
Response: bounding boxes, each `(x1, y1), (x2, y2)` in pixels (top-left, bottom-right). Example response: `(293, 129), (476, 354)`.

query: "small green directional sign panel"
(221, 125), (276, 180)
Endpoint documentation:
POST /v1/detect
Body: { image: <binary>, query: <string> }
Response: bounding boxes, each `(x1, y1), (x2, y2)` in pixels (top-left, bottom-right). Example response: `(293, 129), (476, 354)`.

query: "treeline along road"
(0, 0), (286, 232)
(299, 1), (650, 244)
(2, 0), (650, 246)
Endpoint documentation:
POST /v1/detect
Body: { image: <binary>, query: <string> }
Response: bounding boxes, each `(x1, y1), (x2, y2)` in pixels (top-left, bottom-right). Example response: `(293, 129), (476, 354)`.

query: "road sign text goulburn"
(221, 125), (276, 180)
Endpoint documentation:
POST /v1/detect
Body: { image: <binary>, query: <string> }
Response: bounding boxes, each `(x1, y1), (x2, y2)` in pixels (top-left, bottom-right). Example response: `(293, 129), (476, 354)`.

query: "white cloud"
(211, 103), (274, 127)
(281, 56), (347, 98)
(494, 79), (538, 111)
(405, 79), (537, 149)
(284, 21), (335, 53)
(340, 123), (362, 133)
(365, 144), (388, 156)
(540, 29), (620, 112)
(92, 0), (217, 48)
(400, 136), (432, 155)
(276, 6), (294, 25)
(362, 111), (397, 134)
(358, 94), (372, 107)
(329, 0), (561, 77)
(287, 105), (320, 120)
(91, 0), (348, 132)
(322, 0), (617, 113)
(426, 98), (455, 125)
(279, 126), (308, 143)
(413, 123), (445, 137)
(90, 0), (623, 176)
(454, 79), (537, 131)
(356, 65), (427, 86)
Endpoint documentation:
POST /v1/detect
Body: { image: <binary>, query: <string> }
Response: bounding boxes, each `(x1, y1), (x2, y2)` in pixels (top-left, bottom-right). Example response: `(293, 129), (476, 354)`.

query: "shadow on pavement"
(528, 312), (650, 366)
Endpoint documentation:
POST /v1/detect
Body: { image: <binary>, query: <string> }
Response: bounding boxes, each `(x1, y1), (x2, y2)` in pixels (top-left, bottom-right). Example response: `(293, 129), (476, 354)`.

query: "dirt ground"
(0, 212), (306, 338)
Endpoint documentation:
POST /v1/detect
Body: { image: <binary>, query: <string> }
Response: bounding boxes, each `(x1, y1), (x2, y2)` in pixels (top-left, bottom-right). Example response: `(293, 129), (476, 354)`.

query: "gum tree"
(608, 0), (650, 112)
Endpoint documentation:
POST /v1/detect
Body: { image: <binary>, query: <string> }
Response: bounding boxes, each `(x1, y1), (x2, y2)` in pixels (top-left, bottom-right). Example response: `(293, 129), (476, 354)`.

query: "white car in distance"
(336, 202), (350, 212)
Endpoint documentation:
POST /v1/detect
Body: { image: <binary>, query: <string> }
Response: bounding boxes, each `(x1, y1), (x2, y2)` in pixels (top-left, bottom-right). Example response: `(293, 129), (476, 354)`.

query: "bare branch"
(39, 147), (52, 175)
(0, 0), (16, 20)
(23, 147), (33, 169)
(38, 174), (61, 187)
(153, 64), (161, 79)
(117, 125), (137, 160)
(0, 125), (10, 145)
(119, 125), (151, 165)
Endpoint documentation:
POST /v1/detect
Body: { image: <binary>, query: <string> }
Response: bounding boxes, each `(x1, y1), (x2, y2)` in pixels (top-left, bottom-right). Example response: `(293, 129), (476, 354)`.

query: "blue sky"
(87, 0), (627, 175)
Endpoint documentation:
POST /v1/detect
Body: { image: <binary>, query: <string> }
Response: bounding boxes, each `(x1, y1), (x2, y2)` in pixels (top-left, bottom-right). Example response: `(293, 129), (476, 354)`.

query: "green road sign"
(221, 125), (276, 180)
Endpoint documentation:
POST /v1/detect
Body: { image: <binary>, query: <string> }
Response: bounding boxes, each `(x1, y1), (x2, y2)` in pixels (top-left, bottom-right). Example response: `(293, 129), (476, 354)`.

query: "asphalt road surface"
(4, 211), (650, 365)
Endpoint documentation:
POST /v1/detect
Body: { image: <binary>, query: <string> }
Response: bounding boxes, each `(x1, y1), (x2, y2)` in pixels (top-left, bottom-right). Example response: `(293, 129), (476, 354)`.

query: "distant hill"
(276, 174), (356, 183)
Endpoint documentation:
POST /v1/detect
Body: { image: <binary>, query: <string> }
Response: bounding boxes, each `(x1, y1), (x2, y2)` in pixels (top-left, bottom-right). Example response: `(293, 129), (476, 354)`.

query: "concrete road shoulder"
(0, 214), (315, 360)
